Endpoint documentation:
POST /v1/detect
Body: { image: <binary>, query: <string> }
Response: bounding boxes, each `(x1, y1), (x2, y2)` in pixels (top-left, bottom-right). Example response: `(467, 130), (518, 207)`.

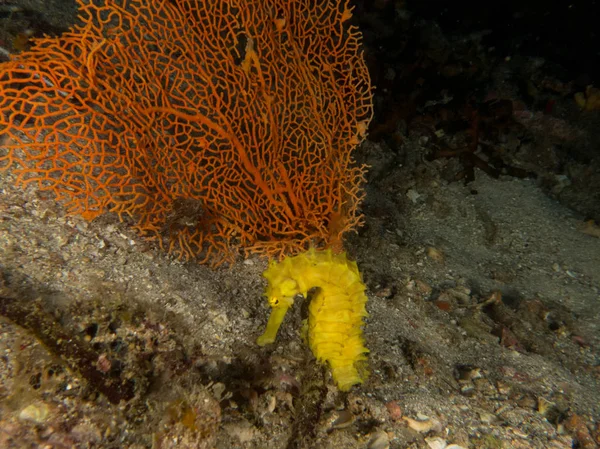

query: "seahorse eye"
(270, 297), (280, 306)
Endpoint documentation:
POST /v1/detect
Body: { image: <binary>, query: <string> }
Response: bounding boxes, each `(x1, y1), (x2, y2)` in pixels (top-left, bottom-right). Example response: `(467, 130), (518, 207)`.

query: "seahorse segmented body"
(256, 248), (369, 391)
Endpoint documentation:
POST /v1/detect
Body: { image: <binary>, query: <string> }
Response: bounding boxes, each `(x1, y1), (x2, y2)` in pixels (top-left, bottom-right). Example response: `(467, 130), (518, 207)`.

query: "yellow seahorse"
(256, 248), (369, 391)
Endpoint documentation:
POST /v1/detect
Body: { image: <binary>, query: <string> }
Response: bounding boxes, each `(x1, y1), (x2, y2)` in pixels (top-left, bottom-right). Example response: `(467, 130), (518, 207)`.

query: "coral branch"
(0, 0), (373, 265)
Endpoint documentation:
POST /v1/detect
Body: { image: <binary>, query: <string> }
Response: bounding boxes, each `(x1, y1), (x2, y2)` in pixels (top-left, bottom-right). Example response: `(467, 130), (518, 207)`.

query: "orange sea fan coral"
(0, 0), (373, 265)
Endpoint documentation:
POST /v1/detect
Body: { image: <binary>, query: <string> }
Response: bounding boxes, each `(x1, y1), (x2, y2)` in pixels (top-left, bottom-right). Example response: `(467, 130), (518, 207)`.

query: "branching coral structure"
(0, 0), (373, 265)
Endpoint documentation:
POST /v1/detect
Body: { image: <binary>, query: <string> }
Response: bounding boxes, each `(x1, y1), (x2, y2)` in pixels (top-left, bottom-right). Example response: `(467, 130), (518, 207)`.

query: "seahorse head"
(265, 278), (298, 308)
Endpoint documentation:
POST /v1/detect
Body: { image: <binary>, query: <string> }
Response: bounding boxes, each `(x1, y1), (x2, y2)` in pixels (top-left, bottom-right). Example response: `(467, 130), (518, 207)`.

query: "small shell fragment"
(403, 416), (433, 433)
(367, 430), (390, 449)
(331, 409), (354, 430)
(385, 401), (403, 421)
(19, 403), (50, 423)
(425, 436), (447, 449)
